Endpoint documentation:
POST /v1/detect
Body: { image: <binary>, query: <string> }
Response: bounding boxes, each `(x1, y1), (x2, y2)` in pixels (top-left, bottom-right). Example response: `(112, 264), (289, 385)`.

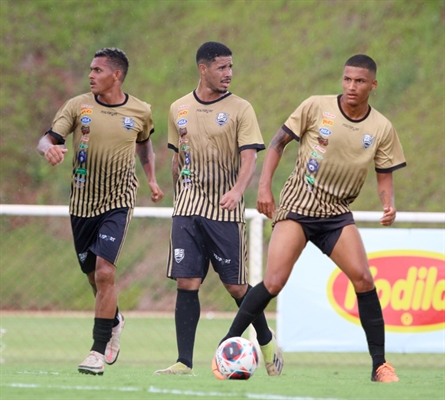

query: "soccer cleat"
(105, 313), (124, 365)
(78, 351), (105, 376)
(371, 362), (399, 382)
(154, 362), (194, 375)
(260, 329), (283, 376)
(211, 355), (225, 380)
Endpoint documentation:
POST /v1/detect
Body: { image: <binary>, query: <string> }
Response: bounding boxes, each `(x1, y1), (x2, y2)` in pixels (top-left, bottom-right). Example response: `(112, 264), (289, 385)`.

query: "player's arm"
(136, 139), (164, 203)
(171, 152), (179, 186)
(220, 148), (257, 211)
(257, 127), (294, 219)
(37, 133), (68, 166)
(376, 171), (396, 226)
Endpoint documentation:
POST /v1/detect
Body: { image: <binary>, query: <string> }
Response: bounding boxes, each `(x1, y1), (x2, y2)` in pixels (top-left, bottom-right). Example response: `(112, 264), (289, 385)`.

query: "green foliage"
(0, 0), (443, 211)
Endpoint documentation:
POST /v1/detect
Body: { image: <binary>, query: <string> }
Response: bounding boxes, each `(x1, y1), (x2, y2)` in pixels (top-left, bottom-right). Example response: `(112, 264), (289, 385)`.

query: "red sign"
(327, 250), (445, 332)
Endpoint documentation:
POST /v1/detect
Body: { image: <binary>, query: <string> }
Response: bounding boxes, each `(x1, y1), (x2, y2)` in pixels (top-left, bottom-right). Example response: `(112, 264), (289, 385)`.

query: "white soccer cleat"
(260, 329), (284, 376)
(78, 350), (105, 375)
(105, 313), (124, 365)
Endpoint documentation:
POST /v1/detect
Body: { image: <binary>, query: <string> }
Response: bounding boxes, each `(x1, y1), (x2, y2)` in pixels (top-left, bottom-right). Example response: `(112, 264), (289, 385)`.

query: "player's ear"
(114, 69), (123, 82)
(372, 79), (378, 91)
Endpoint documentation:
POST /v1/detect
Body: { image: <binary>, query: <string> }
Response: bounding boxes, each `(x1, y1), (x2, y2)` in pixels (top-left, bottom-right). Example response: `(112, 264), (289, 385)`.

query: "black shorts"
(284, 211), (355, 256)
(71, 207), (133, 274)
(167, 215), (248, 285)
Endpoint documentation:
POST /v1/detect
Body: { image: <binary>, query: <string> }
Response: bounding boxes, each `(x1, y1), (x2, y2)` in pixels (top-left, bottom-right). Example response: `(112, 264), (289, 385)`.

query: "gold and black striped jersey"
(48, 92), (154, 217)
(276, 95), (406, 219)
(168, 91), (265, 222)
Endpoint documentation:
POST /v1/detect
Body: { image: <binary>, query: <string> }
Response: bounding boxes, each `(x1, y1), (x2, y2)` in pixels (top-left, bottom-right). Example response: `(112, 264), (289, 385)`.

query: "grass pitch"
(0, 314), (443, 400)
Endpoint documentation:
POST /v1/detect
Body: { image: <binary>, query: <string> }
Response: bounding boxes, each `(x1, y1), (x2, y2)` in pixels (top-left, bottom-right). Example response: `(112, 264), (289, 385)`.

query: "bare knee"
(225, 283), (248, 299)
(263, 276), (286, 296)
(351, 271), (375, 293)
(94, 259), (116, 287)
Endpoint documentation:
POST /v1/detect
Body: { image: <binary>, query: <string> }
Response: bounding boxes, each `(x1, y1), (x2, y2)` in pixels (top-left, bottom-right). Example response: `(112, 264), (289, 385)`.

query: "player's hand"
(257, 186), (275, 219)
(220, 189), (242, 211)
(149, 183), (164, 203)
(45, 145), (67, 166)
(380, 206), (396, 226)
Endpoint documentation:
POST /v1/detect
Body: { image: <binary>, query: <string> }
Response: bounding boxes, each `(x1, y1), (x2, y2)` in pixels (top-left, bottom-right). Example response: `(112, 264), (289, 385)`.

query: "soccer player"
(219, 54), (406, 382)
(37, 48), (164, 375)
(155, 42), (283, 376)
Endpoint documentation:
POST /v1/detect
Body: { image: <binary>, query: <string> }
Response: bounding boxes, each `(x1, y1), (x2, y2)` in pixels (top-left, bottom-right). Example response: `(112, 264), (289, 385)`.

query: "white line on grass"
(1, 383), (338, 400)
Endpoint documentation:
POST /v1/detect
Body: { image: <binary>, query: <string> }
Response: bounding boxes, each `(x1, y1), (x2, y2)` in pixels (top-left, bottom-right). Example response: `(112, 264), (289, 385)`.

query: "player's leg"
(221, 219), (306, 340)
(329, 224), (399, 382)
(76, 208), (131, 375)
(155, 216), (204, 375)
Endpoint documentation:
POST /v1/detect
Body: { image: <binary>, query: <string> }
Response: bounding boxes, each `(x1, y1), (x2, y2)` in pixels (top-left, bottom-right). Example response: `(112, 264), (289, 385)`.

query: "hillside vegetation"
(1, 0), (444, 212)
(0, 1), (444, 311)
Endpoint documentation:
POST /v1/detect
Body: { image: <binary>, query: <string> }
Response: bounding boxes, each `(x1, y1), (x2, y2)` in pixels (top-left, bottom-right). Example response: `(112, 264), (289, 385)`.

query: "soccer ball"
(212, 337), (259, 380)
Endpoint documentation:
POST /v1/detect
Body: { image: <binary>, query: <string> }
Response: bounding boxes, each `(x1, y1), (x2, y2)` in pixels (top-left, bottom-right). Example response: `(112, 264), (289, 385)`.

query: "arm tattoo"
(270, 128), (292, 156)
(136, 142), (151, 166)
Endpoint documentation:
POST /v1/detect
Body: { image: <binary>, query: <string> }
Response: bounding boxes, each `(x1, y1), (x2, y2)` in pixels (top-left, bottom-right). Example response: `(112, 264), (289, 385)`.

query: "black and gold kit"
(48, 92), (154, 217)
(274, 95), (406, 221)
(168, 91), (265, 222)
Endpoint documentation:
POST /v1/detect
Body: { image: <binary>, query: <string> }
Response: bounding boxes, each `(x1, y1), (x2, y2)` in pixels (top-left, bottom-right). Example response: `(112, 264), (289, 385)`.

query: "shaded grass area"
(0, 314), (443, 400)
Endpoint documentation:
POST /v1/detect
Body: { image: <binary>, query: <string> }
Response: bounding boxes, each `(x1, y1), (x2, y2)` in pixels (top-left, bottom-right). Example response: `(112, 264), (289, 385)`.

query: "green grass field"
(0, 314), (443, 400)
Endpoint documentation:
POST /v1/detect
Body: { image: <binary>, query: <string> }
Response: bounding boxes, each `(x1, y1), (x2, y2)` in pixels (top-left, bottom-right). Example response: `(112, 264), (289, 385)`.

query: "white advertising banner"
(277, 228), (445, 353)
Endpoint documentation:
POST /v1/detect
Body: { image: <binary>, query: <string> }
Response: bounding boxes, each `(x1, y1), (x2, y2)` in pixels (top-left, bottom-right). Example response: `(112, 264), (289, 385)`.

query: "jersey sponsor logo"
(327, 250), (445, 332)
(178, 110), (189, 118)
(77, 150), (87, 164)
(197, 108), (213, 113)
(178, 104), (190, 110)
(74, 177), (86, 183)
(310, 150), (324, 160)
(322, 118), (334, 126)
(80, 116), (92, 124)
(74, 182), (85, 189)
(174, 248), (185, 263)
(81, 109), (93, 116)
(317, 136), (329, 146)
(342, 123), (359, 132)
(314, 145), (326, 153)
(323, 111), (336, 119)
(305, 173), (315, 185)
(177, 118), (188, 127)
(122, 117), (135, 130)
(101, 110), (118, 116)
(179, 127), (188, 137)
(81, 136), (89, 142)
(76, 167), (87, 175)
(306, 158), (319, 173)
(81, 126), (90, 135)
(79, 143), (89, 149)
(362, 134), (374, 149)
(318, 127), (332, 136)
(81, 104), (94, 109)
(216, 112), (229, 126)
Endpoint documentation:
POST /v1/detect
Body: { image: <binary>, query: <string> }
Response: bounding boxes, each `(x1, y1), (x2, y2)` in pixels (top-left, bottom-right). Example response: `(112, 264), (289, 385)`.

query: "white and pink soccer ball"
(212, 336), (259, 380)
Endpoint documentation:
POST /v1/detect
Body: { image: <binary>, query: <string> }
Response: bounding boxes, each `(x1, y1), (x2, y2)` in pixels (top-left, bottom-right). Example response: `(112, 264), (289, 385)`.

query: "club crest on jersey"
(362, 134), (374, 149)
(122, 117), (135, 130)
(216, 112), (229, 126)
(174, 248), (185, 263)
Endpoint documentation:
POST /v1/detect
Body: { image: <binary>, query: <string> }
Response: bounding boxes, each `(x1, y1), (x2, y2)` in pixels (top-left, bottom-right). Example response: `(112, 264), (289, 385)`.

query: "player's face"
(341, 66), (377, 107)
(202, 56), (233, 94)
(88, 57), (118, 96)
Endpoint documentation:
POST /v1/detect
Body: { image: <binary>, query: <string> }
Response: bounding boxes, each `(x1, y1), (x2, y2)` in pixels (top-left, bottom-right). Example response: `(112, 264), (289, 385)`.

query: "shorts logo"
(216, 113), (229, 126)
(174, 248), (185, 263)
(122, 117), (135, 130)
(78, 252), (88, 264)
(99, 233), (116, 242)
(362, 134), (374, 149)
(213, 253), (231, 264)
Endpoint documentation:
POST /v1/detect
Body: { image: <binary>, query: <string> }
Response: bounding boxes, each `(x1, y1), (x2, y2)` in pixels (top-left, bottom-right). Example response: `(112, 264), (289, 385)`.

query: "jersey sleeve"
(50, 98), (78, 141)
(374, 124), (407, 173)
(283, 96), (318, 140)
(167, 103), (179, 152)
(237, 102), (265, 152)
(137, 103), (154, 143)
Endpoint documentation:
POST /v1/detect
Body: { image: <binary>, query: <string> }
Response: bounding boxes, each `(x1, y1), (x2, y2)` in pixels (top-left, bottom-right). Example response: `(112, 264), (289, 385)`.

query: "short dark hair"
(196, 42), (232, 65)
(345, 54), (377, 75)
(94, 47), (129, 81)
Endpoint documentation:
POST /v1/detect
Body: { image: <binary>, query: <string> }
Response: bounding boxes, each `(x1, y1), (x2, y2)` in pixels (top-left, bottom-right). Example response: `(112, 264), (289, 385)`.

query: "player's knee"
(351, 271), (374, 292)
(263, 278), (285, 296)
